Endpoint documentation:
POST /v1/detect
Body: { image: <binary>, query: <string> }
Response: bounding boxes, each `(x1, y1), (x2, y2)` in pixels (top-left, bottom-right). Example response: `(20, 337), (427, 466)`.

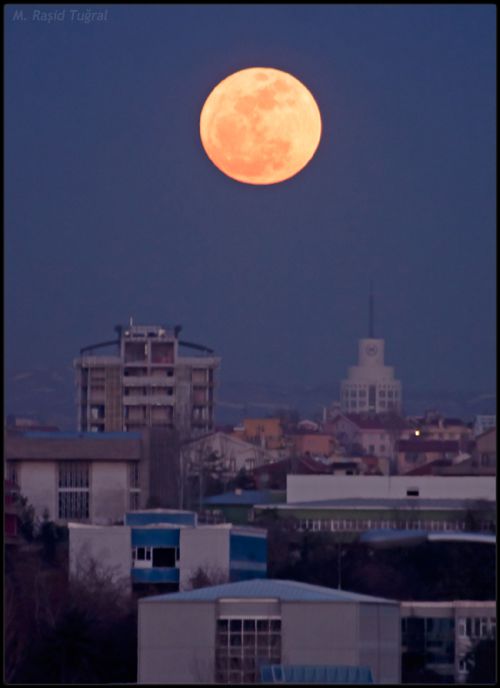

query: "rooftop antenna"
(129, 316), (133, 327)
(369, 280), (374, 338)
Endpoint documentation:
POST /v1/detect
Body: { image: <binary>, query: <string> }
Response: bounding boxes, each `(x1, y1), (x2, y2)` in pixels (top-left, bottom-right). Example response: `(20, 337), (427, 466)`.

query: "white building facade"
(340, 338), (402, 414)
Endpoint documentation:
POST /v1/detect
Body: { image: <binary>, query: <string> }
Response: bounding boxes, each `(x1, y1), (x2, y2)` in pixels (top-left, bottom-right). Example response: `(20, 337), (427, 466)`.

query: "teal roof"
(204, 490), (284, 506)
(261, 664), (373, 684)
(140, 578), (396, 604)
(260, 664), (373, 684)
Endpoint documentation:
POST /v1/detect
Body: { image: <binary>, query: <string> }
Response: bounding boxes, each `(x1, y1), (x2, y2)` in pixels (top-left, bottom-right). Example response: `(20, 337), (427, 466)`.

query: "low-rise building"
(203, 490), (286, 525)
(396, 439), (463, 475)
(69, 509), (267, 594)
(233, 418), (286, 453)
(327, 413), (408, 466)
(5, 430), (145, 523)
(181, 431), (275, 477)
(137, 578), (401, 684)
(286, 474), (496, 504)
(401, 600), (496, 683)
(251, 475), (496, 535)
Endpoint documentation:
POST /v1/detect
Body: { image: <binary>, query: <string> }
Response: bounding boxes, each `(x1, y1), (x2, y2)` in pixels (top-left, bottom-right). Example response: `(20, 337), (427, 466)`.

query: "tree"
(465, 638), (496, 684)
(17, 493), (36, 541)
(187, 565), (229, 590)
(6, 549), (136, 684)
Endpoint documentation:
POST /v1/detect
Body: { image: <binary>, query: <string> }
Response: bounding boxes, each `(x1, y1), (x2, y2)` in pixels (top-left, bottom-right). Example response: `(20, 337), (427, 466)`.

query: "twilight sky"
(5, 4), (496, 407)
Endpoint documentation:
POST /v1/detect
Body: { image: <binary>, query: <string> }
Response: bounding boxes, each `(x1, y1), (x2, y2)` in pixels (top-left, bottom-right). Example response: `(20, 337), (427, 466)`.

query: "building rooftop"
(6, 431), (142, 460)
(254, 497), (496, 511)
(140, 578), (396, 604)
(204, 490), (285, 506)
(335, 413), (409, 430)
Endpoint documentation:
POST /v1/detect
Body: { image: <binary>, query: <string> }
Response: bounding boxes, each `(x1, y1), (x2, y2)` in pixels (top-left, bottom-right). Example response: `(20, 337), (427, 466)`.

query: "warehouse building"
(137, 578), (401, 684)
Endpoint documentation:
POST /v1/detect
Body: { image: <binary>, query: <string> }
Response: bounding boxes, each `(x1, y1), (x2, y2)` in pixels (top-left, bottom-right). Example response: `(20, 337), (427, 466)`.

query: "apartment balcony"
(123, 395), (175, 406)
(123, 376), (175, 386)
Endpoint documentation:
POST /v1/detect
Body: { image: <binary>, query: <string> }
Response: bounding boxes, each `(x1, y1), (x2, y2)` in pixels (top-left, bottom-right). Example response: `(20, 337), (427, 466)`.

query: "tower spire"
(369, 280), (374, 338)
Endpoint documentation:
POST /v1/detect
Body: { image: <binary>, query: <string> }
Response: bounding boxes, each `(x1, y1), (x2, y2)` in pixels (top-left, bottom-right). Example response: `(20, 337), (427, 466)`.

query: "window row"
(132, 546), (179, 568)
(58, 461), (89, 488)
(295, 518), (470, 533)
(458, 617), (496, 639)
(58, 491), (89, 520)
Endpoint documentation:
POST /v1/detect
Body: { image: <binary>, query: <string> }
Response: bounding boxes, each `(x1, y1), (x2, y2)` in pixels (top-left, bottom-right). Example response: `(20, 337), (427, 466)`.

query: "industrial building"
(401, 600), (496, 683)
(4, 425), (205, 520)
(69, 509), (267, 594)
(251, 475), (496, 535)
(5, 430), (145, 522)
(74, 322), (220, 438)
(137, 578), (401, 684)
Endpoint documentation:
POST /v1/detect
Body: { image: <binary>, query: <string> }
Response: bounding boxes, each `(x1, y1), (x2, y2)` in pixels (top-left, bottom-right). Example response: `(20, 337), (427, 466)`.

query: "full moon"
(200, 67), (322, 185)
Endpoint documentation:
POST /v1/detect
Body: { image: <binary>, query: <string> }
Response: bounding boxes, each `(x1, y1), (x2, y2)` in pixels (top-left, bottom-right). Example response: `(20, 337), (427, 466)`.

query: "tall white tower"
(340, 284), (402, 414)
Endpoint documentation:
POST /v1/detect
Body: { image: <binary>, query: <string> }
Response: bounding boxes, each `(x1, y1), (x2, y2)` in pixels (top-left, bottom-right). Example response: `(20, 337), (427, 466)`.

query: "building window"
(215, 617), (281, 684)
(133, 546), (152, 562)
(58, 462), (90, 520)
(406, 488), (419, 497)
(58, 492), (89, 520)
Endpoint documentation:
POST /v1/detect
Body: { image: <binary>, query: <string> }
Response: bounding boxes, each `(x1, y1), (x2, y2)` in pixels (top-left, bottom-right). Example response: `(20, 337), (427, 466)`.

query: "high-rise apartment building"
(74, 323), (220, 437)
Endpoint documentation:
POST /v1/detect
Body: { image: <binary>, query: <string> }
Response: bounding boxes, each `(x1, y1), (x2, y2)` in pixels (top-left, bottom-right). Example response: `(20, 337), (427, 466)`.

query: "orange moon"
(200, 67), (322, 185)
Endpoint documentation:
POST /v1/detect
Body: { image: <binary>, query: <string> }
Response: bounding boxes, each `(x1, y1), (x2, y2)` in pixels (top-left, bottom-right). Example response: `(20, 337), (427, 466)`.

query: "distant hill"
(5, 366), (496, 430)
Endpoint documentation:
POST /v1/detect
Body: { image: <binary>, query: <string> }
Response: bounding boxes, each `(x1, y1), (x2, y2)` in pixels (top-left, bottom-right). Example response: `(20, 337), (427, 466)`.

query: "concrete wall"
(287, 475), (496, 504)
(138, 600), (216, 683)
(91, 462), (129, 523)
(17, 460), (57, 520)
(358, 603), (401, 683)
(281, 601), (359, 667)
(69, 523), (131, 588)
(178, 527), (230, 589)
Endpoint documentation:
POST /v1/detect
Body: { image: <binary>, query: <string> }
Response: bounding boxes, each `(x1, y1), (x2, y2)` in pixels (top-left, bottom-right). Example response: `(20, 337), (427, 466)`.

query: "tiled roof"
(403, 459), (454, 475)
(140, 578), (396, 604)
(398, 440), (459, 452)
(339, 414), (408, 430)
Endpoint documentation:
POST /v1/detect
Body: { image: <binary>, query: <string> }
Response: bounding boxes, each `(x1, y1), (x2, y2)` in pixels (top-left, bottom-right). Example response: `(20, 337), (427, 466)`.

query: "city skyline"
(5, 5), (496, 417)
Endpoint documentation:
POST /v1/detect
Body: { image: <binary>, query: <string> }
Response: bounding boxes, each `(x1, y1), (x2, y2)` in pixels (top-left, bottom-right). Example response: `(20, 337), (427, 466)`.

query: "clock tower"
(339, 286), (402, 414)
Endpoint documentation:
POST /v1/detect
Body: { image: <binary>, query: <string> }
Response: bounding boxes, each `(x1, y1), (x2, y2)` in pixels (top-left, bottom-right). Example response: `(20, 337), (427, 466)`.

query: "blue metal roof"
(260, 664), (373, 684)
(360, 529), (496, 547)
(204, 490), (283, 506)
(140, 578), (396, 604)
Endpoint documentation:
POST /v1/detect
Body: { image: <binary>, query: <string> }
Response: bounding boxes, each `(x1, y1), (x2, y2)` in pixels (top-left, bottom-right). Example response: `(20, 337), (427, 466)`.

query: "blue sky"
(5, 4), (496, 400)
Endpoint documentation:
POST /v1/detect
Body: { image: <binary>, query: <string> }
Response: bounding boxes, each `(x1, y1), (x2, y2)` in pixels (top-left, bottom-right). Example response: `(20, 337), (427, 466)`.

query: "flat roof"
(254, 497), (496, 512)
(140, 578), (396, 604)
